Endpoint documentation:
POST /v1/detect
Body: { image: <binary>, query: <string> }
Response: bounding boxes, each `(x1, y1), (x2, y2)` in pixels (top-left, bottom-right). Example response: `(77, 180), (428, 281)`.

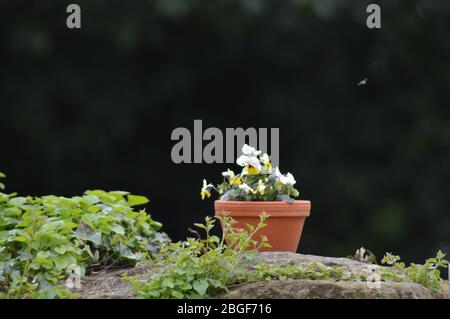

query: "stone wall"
(79, 252), (448, 299)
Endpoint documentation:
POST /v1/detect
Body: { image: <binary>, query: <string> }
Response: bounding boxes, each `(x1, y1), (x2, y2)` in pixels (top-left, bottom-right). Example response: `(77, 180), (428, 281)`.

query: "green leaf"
(53, 254), (77, 271)
(110, 223), (125, 235)
(83, 195), (100, 205)
(54, 246), (68, 254)
(9, 197), (27, 206)
(12, 236), (28, 243)
(171, 290), (184, 299)
(162, 278), (175, 288)
(75, 226), (102, 246)
(194, 223), (206, 230)
(118, 243), (139, 261)
(127, 195), (149, 206)
(437, 250), (446, 260)
(34, 252), (54, 269)
(193, 279), (209, 296)
(110, 191), (130, 196)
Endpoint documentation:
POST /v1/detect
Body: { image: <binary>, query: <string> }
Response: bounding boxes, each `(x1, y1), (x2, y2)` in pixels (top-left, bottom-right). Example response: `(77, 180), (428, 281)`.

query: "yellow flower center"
(245, 164), (260, 175)
(231, 176), (242, 185)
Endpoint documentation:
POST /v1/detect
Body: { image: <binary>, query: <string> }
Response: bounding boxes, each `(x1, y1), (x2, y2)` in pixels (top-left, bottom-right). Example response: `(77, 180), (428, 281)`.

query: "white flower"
(260, 153), (270, 163)
(237, 155), (261, 169)
(275, 167), (296, 186)
(259, 153), (272, 174)
(202, 179), (213, 189)
(238, 157), (262, 175)
(284, 173), (296, 185)
(242, 144), (261, 157)
(236, 144), (263, 175)
(222, 169), (235, 179)
(238, 183), (256, 195)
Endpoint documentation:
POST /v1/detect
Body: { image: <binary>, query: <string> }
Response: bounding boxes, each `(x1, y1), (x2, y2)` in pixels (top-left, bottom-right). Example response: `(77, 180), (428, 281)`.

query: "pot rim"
(215, 200), (311, 217)
(215, 199), (310, 205)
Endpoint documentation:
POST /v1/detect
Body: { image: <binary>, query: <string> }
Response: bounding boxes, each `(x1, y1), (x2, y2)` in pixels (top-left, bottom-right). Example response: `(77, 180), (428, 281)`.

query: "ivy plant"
(0, 172), (169, 298)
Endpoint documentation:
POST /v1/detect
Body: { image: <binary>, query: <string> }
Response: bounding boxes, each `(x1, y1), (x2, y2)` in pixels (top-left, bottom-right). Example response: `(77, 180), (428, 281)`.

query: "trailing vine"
(0, 172), (169, 298)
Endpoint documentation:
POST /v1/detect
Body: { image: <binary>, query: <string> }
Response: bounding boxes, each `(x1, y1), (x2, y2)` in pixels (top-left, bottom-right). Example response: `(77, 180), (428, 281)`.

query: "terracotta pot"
(214, 200), (311, 252)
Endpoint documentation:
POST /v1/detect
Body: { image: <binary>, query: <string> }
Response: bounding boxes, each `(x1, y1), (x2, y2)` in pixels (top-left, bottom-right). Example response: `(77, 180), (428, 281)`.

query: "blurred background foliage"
(1, 0), (450, 263)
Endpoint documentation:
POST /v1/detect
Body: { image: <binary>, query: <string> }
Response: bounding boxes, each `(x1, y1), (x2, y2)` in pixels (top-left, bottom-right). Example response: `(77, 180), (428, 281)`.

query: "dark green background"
(1, 0), (450, 263)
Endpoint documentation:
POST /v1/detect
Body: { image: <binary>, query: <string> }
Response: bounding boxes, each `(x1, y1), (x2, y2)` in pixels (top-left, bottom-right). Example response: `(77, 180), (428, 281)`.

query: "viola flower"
(242, 163), (261, 175)
(239, 183), (257, 195)
(201, 179), (213, 200)
(275, 167), (296, 186)
(242, 144), (262, 157)
(259, 153), (273, 174)
(237, 144), (262, 175)
(257, 179), (266, 195)
(222, 169), (242, 185)
(200, 144), (299, 202)
(237, 157), (261, 175)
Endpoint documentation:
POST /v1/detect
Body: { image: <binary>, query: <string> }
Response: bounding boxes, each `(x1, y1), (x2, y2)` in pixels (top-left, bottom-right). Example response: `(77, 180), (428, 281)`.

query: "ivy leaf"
(9, 197), (27, 206)
(75, 225), (102, 246)
(162, 278), (175, 288)
(118, 243), (139, 261)
(54, 246), (68, 254)
(82, 195), (100, 205)
(193, 279), (209, 295)
(33, 252), (54, 269)
(110, 223), (125, 235)
(0, 186), (168, 298)
(127, 195), (149, 206)
(53, 254), (77, 271)
(171, 290), (184, 299)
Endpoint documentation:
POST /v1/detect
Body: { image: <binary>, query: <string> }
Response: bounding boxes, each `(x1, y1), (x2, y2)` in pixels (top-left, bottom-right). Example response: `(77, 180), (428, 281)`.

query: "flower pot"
(214, 200), (311, 252)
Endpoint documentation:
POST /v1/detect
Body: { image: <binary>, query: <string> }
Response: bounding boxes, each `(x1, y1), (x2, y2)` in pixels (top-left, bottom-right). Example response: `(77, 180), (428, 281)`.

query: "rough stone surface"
(223, 280), (434, 299)
(78, 252), (448, 299)
(80, 265), (143, 299)
(250, 252), (375, 272)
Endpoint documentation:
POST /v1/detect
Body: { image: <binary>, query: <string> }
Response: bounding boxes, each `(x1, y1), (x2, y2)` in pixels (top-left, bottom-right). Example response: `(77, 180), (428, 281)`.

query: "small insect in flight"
(357, 77), (368, 86)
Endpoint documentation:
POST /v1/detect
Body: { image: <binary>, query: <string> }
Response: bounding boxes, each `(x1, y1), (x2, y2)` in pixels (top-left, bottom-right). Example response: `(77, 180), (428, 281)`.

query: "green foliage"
(129, 236), (449, 298)
(381, 251), (449, 292)
(127, 213), (270, 299)
(242, 251), (449, 293)
(0, 179), (168, 298)
(0, 172), (5, 191)
(244, 262), (364, 283)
